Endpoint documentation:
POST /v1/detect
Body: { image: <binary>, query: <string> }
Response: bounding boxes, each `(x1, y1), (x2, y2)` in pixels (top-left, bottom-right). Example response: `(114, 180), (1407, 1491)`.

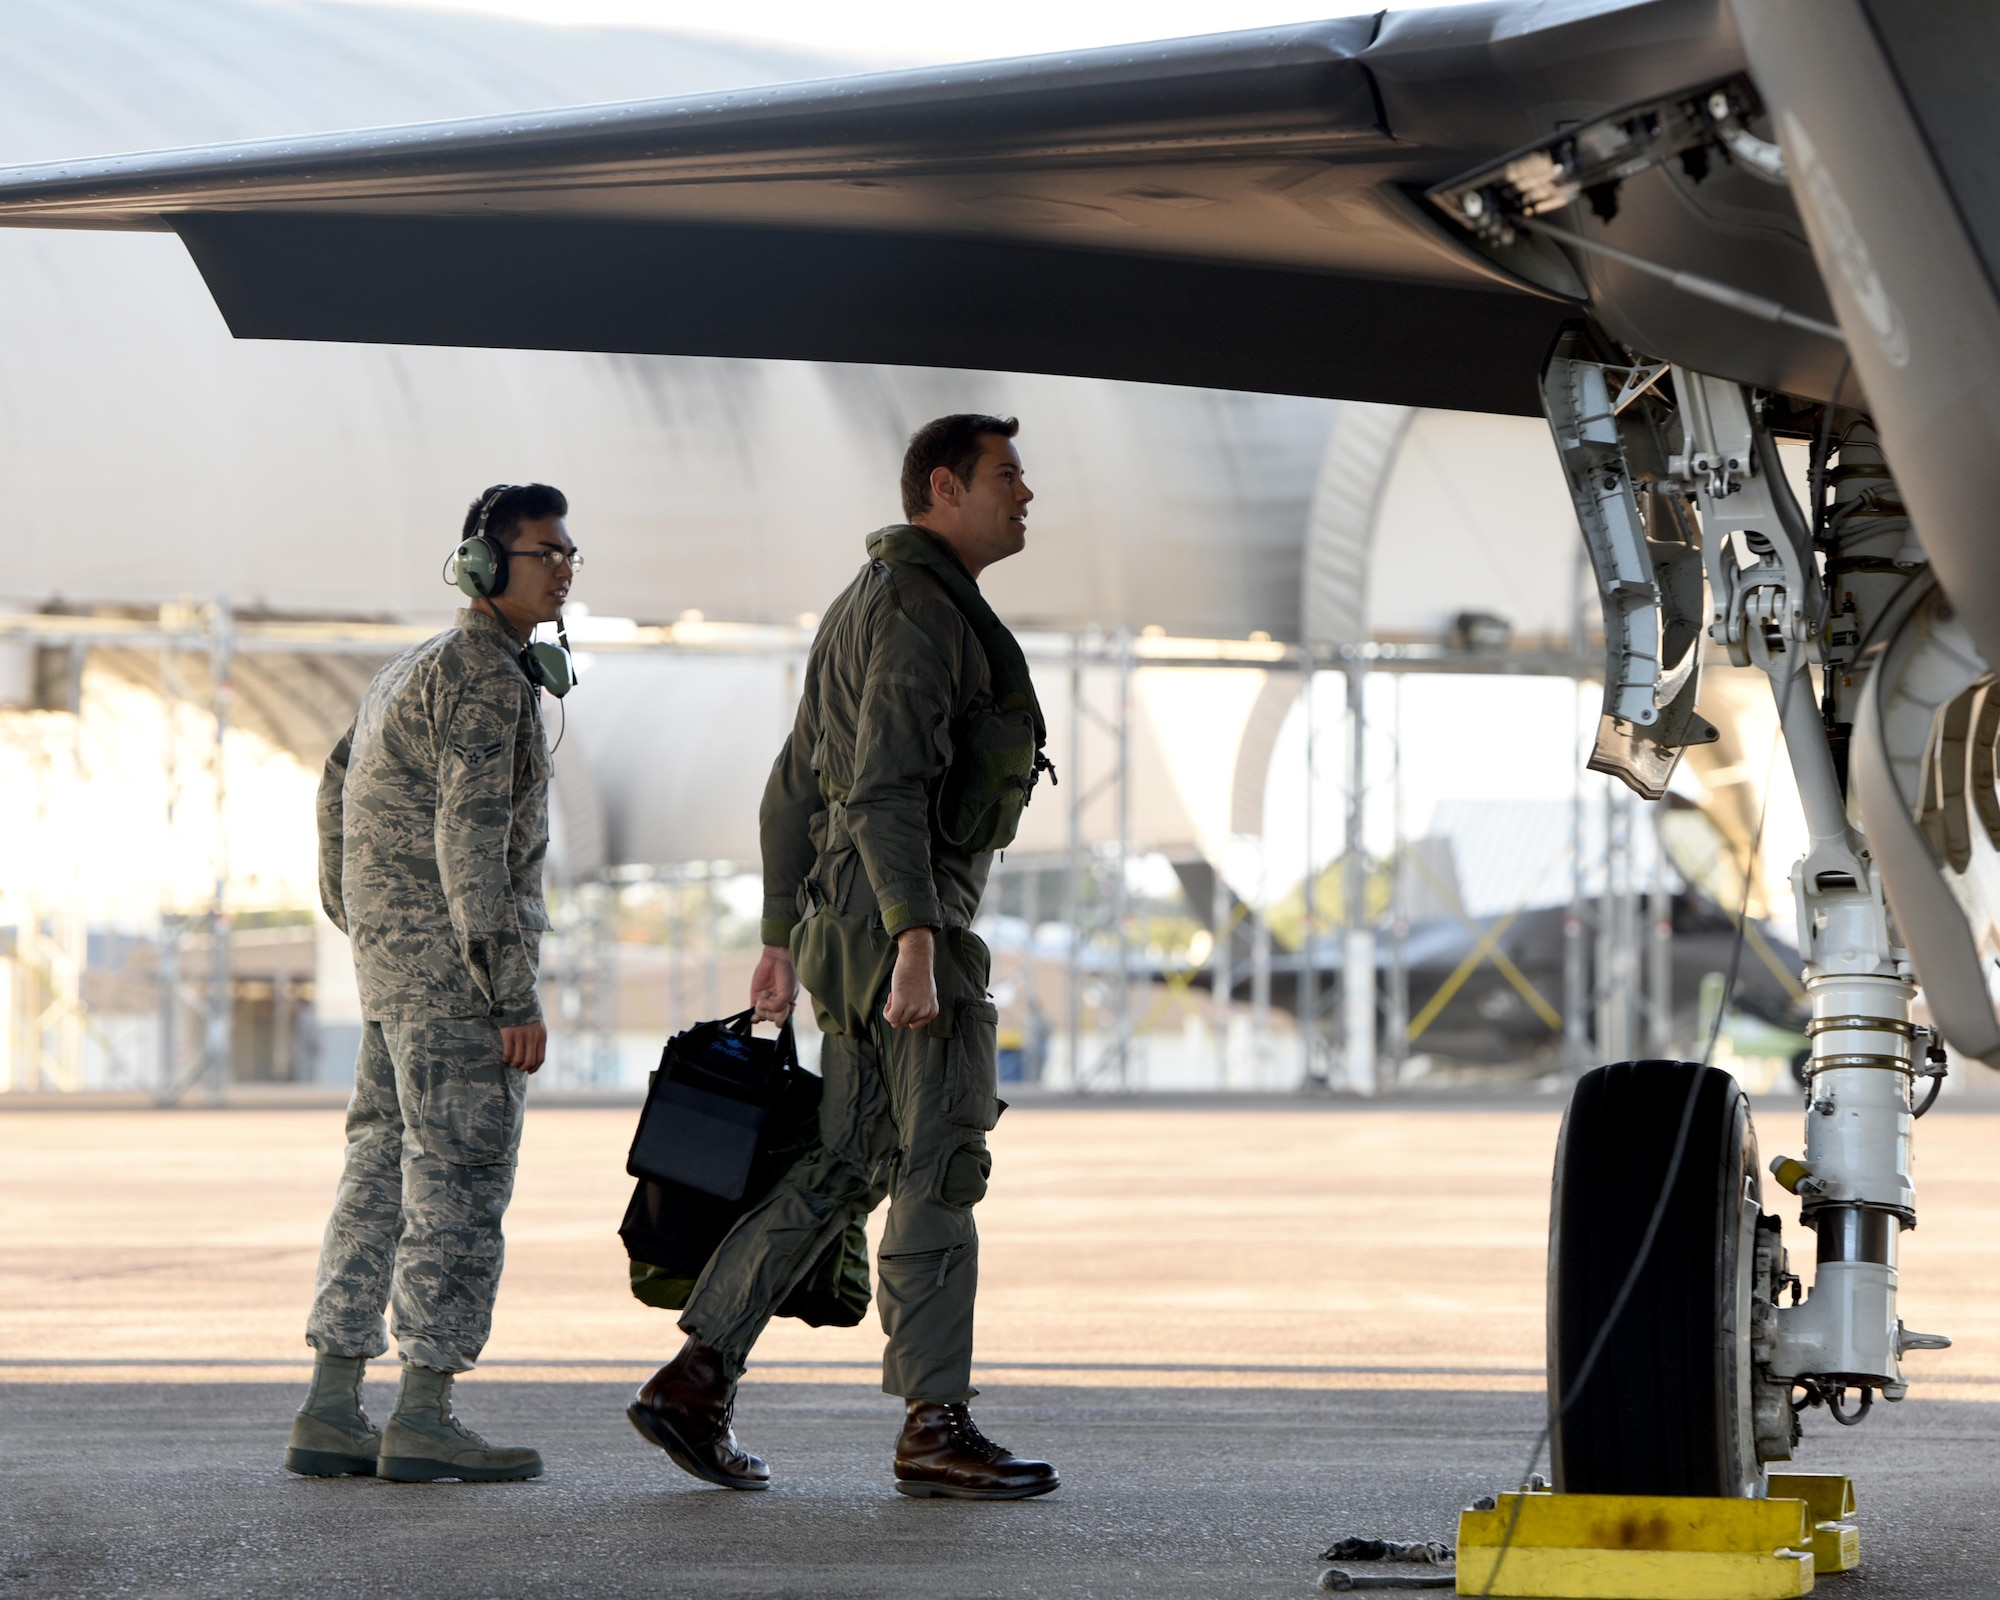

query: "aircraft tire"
(1547, 1059), (1765, 1498)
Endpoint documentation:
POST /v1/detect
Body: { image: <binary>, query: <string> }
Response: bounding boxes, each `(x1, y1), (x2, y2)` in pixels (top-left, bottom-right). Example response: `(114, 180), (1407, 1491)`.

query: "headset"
(445, 483), (576, 699)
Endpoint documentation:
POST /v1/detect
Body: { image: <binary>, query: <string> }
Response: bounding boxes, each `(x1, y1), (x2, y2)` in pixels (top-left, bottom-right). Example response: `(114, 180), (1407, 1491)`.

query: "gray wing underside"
(0, 0), (1805, 413)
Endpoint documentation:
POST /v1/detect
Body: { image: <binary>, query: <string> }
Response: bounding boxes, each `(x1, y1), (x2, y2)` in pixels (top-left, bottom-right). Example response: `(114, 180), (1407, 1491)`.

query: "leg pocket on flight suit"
(937, 1140), (992, 1208)
(410, 1019), (524, 1168)
(939, 999), (1000, 1131)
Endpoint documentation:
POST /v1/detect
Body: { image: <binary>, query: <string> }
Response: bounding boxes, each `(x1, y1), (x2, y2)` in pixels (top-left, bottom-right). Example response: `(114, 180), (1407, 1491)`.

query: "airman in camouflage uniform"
(285, 483), (576, 1485)
(628, 417), (1061, 1501)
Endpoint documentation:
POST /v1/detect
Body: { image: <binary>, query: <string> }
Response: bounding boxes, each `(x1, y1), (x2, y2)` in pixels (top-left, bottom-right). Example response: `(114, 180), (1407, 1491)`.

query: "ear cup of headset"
(522, 641), (574, 698)
(451, 536), (504, 598)
(450, 485), (515, 599)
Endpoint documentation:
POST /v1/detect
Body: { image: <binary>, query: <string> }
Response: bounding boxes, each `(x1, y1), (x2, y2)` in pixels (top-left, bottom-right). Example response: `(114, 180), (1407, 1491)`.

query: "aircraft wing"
(0, 0), (1791, 415)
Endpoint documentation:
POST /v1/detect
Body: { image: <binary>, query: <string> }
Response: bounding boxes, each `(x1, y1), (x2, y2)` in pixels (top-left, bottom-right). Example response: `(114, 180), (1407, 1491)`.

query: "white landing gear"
(1540, 342), (1959, 1492)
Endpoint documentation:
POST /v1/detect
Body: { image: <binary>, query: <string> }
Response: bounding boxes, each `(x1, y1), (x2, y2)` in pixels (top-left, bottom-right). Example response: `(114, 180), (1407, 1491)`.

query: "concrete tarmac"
(4, 1102), (1998, 1596)
(4, 1380), (1995, 1597)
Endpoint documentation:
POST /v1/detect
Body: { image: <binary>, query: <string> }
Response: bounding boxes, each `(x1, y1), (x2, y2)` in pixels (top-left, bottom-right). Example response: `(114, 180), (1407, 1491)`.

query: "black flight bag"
(619, 1010), (869, 1328)
(625, 1008), (784, 1200)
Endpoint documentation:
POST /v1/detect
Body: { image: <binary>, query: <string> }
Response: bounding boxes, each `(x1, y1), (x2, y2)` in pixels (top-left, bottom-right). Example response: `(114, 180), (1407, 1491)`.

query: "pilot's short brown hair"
(901, 414), (1019, 521)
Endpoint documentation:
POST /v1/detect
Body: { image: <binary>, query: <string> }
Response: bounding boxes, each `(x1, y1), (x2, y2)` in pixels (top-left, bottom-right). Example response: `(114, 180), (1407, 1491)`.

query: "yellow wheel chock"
(1766, 1475), (1860, 1575)
(1454, 1476), (1858, 1598)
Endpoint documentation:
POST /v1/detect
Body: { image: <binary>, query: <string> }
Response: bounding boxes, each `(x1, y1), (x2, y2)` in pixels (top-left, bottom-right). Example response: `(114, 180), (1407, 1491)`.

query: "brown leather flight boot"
(627, 1335), (769, 1490)
(893, 1400), (1060, 1500)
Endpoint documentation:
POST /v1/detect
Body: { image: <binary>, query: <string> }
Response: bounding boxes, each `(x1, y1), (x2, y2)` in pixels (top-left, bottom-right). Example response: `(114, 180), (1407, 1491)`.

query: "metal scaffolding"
(0, 603), (1653, 1097)
(1339, 659), (1375, 1095)
(548, 878), (619, 1088)
(1061, 626), (1138, 1089)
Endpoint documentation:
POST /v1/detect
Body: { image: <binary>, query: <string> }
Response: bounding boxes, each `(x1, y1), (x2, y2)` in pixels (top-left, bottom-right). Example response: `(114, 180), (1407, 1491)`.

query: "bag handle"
(722, 1007), (801, 1075)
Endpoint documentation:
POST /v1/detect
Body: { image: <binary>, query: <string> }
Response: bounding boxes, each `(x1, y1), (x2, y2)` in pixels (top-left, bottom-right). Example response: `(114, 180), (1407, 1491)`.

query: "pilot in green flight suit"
(627, 414), (1062, 1500)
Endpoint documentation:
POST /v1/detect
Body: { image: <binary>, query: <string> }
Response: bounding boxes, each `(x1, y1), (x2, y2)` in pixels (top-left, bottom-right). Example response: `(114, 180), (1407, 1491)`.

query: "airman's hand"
(500, 1022), (546, 1073)
(751, 944), (798, 1023)
(882, 926), (939, 1030)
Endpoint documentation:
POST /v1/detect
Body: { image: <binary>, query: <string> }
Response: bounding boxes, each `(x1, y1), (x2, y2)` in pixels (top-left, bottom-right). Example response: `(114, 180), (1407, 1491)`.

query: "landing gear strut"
(1541, 344), (1960, 1490)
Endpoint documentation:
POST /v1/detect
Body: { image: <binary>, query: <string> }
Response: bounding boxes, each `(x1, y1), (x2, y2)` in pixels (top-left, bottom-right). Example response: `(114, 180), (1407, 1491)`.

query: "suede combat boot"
(627, 1335), (770, 1490)
(376, 1365), (544, 1483)
(284, 1353), (381, 1477)
(893, 1400), (1059, 1500)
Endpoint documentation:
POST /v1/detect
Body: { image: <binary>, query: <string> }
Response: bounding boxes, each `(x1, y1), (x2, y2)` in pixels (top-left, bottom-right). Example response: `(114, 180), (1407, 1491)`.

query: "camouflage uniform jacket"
(759, 525), (999, 949)
(319, 608), (551, 1026)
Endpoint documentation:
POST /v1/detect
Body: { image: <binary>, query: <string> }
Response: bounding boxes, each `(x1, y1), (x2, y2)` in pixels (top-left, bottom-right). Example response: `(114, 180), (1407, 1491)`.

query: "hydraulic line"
(1520, 217), (1845, 343)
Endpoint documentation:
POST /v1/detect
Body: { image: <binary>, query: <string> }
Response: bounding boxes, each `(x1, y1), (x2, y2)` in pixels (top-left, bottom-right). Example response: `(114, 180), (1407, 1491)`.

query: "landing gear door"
(1541, 330), (1717, 798)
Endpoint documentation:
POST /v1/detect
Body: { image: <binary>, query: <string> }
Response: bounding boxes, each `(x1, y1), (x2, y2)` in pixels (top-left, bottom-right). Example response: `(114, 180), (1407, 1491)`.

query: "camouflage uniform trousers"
(305, 1015), (527, 1373)
(680, 928), (1000, 1403)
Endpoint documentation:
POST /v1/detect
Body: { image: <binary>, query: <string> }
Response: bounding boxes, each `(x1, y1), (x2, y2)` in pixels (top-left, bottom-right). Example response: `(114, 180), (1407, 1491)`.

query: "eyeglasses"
(516, 547), (583, 572)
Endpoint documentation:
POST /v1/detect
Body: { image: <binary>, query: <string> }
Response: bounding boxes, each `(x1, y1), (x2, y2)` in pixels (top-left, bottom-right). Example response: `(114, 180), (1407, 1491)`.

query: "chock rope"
(1316, 1535), (1456, 1591)
(1317, 1571), (1454, 1592)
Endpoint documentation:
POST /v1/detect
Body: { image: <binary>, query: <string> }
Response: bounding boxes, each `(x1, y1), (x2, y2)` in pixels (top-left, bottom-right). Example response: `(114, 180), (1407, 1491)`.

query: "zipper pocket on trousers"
(878, 1242), (968, 1288)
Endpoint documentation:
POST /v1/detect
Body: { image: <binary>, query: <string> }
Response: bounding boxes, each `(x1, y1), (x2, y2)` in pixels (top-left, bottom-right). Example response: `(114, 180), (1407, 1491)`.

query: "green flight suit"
(679, 525), (1028, 1404)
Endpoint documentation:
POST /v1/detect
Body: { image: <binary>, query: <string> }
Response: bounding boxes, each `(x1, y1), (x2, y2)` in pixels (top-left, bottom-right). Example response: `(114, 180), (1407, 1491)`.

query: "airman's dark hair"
(460, 483), (569, 548)
(900, 414), (1019, 521)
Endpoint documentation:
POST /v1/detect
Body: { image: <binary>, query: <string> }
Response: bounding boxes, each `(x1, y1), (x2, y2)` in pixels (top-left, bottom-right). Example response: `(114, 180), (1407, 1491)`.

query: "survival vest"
(864, 524), (1055, 854)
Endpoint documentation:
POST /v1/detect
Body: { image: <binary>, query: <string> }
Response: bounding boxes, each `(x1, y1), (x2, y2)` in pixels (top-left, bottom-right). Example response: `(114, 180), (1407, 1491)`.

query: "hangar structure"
(0, 0), (1686, 1106)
